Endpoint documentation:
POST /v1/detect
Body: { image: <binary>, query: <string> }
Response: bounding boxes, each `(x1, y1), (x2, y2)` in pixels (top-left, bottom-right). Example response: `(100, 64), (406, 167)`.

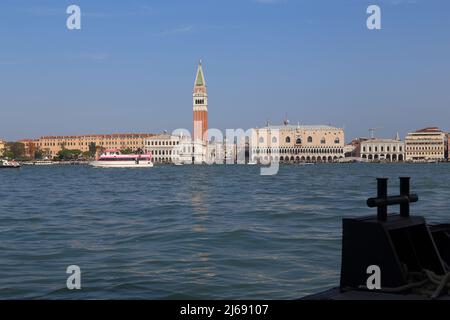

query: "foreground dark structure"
(306, 177), (450, 300)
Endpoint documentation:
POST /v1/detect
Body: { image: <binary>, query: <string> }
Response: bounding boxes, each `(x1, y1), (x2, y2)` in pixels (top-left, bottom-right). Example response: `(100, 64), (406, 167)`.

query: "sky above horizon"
(0, 0), (449, 142)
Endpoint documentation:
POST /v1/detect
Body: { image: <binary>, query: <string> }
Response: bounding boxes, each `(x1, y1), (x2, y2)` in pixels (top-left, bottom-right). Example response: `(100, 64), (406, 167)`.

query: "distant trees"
(120, 148), (133, 154)
(88, 142), (97, 158)
(82, 151), (91, 159)
(3, 142), (27, 160)
(120, 148), (143, 155)
(55, 143), (99, 161)
(57, 148), (83, 161)
(34, 149), (44, 160)
(30, 147), (56, 161)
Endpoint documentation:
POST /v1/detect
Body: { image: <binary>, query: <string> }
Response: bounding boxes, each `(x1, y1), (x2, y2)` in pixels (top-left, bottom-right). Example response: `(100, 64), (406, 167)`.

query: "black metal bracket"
(367, 177), (419, 221)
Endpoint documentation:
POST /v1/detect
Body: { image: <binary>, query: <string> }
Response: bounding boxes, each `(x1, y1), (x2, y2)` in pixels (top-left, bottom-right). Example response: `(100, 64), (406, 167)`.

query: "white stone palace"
(250, 122), (345, 163)
(144, 133), (181, 164)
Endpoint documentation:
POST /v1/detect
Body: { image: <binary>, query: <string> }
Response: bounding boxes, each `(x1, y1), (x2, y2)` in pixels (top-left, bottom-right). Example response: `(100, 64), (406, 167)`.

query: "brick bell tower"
(193, 60), (208, 143)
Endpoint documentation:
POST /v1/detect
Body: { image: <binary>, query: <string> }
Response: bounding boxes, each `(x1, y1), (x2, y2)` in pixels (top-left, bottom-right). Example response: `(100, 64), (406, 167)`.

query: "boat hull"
(0, 160), (21, 168)
(89, 161), (153, 168)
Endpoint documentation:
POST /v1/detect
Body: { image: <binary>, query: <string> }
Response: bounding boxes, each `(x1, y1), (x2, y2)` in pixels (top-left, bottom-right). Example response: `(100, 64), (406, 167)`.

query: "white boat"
(89, 149), (153, 168)
(0, 159), (21, 168)
(33, 160), (57, 166)
(247, 161), (257, 165)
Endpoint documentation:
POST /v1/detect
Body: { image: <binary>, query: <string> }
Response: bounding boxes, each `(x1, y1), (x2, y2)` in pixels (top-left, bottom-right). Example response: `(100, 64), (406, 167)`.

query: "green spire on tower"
(195, 60), (205, 87)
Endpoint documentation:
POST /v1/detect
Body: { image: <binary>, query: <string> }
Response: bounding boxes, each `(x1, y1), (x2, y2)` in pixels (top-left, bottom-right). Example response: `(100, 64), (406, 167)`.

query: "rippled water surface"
(0, 163), (449, 299)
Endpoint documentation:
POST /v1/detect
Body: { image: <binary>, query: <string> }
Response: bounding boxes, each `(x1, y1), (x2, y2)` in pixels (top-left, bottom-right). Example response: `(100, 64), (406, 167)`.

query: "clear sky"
(0, 0), (449, 141)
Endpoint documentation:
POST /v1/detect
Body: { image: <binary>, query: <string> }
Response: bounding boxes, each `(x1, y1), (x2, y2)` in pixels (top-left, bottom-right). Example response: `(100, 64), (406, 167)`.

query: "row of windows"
(147, 149), (178, 156)
(195, 99), (205, 105)
(259, 136), (340, 144)
(406, 152), (444, 155)
(406, 141), (444, 145)
(40, 141), (141, 147)
(41, 137), (145, 142)
(153, 157), (176, 163)
(147, 141), (179, 146)
(154, 147), (195, 154)
(406, 147), (443, 151)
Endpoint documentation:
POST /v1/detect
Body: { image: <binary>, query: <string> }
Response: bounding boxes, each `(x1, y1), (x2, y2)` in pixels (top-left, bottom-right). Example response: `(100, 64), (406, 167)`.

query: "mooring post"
(399, 177), (410, 217)
(377, 178), (388, 221)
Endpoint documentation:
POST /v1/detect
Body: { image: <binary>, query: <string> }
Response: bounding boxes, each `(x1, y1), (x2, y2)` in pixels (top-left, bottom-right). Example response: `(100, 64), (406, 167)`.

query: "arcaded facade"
(250, 123), (345, 163)
(360, 138), (405, 162)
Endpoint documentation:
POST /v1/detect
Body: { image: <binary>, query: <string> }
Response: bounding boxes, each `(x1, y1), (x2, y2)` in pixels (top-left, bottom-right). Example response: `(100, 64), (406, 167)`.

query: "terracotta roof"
(38, 133), (156, 139)
(260, 124), (342, 130)
(415, 127), (441, 133)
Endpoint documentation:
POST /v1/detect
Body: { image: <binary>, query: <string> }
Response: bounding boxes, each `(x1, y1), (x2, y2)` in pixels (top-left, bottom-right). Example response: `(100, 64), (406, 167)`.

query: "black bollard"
(377, 178), (388, 221)
(400, 177), (410, 217)
(367, 177), (418, 221)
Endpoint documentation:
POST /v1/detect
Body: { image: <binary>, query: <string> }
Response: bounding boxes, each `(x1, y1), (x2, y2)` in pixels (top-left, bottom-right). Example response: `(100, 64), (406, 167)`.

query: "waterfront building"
(360, 135), (404, 162)
(344, 138), (369, 158)
(250, 121), (345, 163)
(31, 133), (156, 157)
(144, 134), (181, 164)
(343, 144), (356, 157)
(207, 139), (237, 164)
(177, 138), (207, 164)
(405, 127), (446, 162)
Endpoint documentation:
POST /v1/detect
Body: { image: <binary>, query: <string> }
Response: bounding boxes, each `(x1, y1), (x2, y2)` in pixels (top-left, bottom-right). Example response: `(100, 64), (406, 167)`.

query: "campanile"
(193, 60), (208, 143)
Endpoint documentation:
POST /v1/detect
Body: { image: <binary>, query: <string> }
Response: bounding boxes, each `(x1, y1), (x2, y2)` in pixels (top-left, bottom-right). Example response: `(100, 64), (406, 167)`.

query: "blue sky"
(0, 0), (449, 141)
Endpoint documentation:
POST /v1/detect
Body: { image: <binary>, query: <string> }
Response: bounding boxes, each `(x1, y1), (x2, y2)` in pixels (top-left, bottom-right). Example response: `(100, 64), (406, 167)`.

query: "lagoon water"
(0, 163), (449, 299)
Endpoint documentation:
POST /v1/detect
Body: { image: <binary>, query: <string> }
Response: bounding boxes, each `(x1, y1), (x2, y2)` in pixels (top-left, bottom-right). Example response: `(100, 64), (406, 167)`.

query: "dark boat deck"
(304, 287), (450, 300)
